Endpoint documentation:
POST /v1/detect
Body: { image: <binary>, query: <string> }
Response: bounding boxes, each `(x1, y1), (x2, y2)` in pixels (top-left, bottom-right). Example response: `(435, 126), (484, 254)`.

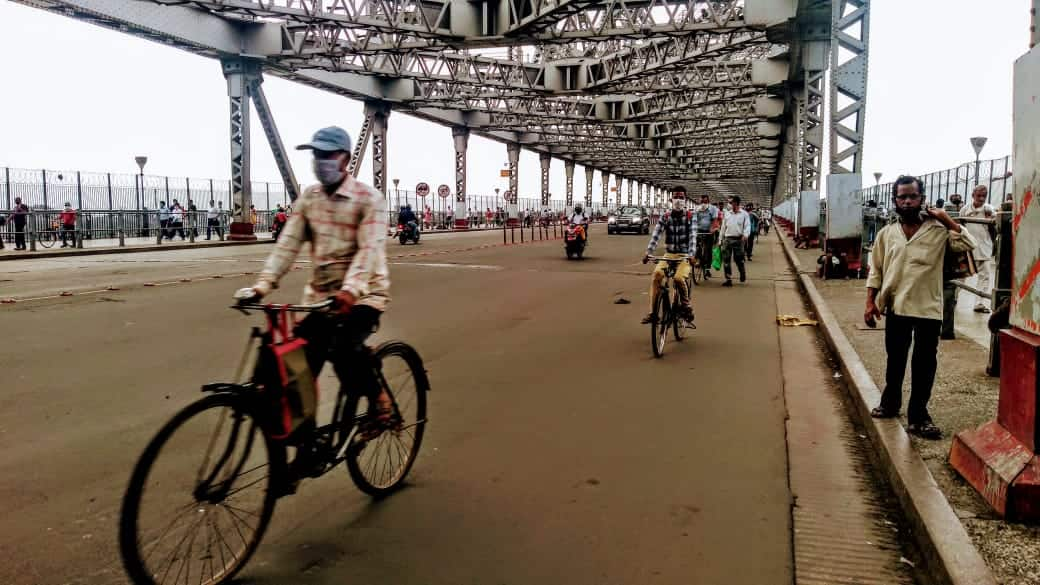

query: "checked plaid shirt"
(646, 212), (697, 256)
(255, 175), (389, 310)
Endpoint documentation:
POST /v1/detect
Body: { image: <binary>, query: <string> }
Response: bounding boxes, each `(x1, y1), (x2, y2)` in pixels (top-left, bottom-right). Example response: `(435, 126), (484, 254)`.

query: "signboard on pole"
(437, 184), (451, 198)
(416, 182), (430, 197)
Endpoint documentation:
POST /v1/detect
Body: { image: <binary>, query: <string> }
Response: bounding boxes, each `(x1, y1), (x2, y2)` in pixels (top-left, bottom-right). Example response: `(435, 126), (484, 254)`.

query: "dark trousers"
(206, 218), (222, 239)
(880, 313), (941, 424)
(941, 281), (958, 337)
(14, 224), (26, 249)
(169, 221), (185, 240)
(60, 224), (76, 246)
(696, 233), (715, 272)
(294, 306), (383, 404)
(745, 232), (757, 258)
(721, 236), (746, 280)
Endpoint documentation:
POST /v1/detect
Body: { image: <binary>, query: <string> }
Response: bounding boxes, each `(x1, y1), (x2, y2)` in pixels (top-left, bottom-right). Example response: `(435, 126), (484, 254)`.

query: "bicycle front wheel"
(651, 290), (669, 358)
(346, 341), (429, 497)
(120, 393), (280, 585)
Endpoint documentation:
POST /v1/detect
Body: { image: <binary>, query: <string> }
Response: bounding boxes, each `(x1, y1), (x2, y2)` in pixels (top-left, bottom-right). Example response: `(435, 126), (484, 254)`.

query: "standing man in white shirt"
(719, 196), (751, 287)
(865, 176), (976, 439)
(959, 185), (996, 313)
(205, 200), (221, 240)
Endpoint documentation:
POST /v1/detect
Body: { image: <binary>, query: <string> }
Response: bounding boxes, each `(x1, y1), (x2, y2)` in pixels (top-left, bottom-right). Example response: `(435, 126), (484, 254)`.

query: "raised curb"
(0, 224), (551, 262)
(0, 238), (275, 261)
(774, 228), (996, 585)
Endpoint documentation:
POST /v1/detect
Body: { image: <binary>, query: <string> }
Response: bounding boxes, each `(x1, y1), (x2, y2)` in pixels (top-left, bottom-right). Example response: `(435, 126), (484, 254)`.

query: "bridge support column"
(221, 59), (258, 241)
(453, 127), (469, 230)
(626, 179), (633, 206)
(507, 143), (520, 226)
(367, 101), (390, 197)
(540, 152), (551, 208)
(583, 167), (593, 209)
(613, 175), (621, 207)
(600, 170), (610, 208)
(247, 74), (300, 204)
(564, 160), (575, 210)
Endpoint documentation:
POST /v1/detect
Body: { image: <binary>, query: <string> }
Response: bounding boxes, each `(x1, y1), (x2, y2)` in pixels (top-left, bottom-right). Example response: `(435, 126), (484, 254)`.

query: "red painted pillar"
(950, 328), (1040, 521)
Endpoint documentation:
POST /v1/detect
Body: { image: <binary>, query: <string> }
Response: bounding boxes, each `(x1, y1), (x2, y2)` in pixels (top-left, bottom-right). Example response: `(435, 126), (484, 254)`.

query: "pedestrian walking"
(719, 196), (750, 287)
(59, 202), (77, 248)
(10, 197), (29, 250)
(865, 176), (976, 439)
(169, 202), (186, 240)
(206, 200), (221, 240)
(745, 203), (760, 261)
(158, 200), (171, 240)
(960, 185), (996, 313)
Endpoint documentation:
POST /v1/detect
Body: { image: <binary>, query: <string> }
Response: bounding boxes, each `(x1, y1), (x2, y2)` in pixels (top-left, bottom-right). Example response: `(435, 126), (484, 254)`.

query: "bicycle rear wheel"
(651, 290), (669, 358)
(345, 342), (429, 497)
(120, 393), (280, 585)
(37, 231), (58, 248)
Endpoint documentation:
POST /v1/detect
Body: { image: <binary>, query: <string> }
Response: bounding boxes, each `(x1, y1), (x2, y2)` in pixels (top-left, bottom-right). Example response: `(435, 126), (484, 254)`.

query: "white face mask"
(671, 198), (687, 211)
(312, 156), (346, 186)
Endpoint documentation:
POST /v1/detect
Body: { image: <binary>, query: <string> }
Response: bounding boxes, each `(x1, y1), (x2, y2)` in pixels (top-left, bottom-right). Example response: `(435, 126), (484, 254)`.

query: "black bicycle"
(119, 299), (429, 585)
(647, 256), (695, 358)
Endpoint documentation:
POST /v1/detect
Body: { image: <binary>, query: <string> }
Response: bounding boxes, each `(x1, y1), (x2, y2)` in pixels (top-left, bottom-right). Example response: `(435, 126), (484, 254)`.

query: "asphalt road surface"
(3, 225), (798, 585)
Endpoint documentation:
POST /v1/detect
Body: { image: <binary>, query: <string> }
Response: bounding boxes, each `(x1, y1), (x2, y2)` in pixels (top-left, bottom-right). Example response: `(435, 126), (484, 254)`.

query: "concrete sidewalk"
(779, 229), (1040, 585)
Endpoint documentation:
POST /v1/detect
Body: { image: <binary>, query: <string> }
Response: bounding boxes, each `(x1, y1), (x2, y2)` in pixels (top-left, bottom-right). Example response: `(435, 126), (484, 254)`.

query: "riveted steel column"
(626, 178), (633, 205)
(614, 175), (622, 207)
(453, 127), (469, 229)
(539, 152), (551, 207)
(248, 75), (300, 202)
(829, 0), (870, 174)
(507, 143), (520, 225)
(348, 112), (373, 179)
(221, 58), (257, 240)
(367, 101), (390, 195)
(583, 167), (593, 208)
(601, 170), (610, 207)
(565, 160), (575, 208)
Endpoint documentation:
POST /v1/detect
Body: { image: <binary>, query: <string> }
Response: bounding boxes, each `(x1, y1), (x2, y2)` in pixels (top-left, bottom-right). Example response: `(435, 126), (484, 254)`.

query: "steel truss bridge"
(16, 0), (869, 220)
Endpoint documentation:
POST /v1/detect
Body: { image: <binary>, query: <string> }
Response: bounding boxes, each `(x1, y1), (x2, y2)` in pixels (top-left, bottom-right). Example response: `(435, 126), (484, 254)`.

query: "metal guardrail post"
(28, 211), (36, 251)
(189, 212), (196, 243)
(76, 212), (83, 249)
(119, 212), (125, 247)
(156, 211), (163, 245)
(987, 203), (1014, 376)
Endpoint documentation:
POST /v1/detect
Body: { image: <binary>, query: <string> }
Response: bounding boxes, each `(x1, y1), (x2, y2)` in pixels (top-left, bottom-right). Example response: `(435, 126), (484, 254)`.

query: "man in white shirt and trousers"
(865, 176), (976, 439)
(720, 196), (751, 287)
(959, 185), (996, 313)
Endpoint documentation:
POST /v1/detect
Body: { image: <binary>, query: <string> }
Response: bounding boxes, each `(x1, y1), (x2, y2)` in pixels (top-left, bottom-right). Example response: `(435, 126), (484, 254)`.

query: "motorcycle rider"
(641, 187), (696, 324)
(569, 203), (590, 242)
(397, 203), (419, 238)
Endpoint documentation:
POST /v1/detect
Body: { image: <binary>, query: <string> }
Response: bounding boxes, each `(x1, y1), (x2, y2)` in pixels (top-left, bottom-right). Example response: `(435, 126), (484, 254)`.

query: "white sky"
(0, 0), (1030, 201)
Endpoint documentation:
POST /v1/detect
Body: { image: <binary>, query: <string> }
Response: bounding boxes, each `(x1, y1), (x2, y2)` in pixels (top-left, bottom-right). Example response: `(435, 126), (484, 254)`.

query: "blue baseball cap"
(296, 126), (352, 153)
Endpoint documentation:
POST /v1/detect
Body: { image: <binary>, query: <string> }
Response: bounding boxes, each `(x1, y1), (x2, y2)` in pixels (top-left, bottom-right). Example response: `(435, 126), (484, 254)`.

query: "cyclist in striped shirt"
(641, 187), (696, 324)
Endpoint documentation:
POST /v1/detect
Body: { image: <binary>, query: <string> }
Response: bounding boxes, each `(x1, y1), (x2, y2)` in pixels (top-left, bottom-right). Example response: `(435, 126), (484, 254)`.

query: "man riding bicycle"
(234, 126), (393, 480)
(641, 187), (696, 324)
(692, 193), (719, 278)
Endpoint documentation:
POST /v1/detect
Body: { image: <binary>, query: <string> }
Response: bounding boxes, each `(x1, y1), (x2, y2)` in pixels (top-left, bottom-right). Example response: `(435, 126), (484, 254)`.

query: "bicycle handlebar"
(232, 298), (335, 313)
(647, 255), (693, 263)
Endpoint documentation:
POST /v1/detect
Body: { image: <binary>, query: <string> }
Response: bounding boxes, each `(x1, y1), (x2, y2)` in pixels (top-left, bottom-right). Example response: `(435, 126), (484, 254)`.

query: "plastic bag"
(711, 245), (723, 271)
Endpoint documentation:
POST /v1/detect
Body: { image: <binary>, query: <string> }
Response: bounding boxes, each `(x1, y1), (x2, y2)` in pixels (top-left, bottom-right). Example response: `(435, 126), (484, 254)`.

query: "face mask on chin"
(313, 157), (345, 187)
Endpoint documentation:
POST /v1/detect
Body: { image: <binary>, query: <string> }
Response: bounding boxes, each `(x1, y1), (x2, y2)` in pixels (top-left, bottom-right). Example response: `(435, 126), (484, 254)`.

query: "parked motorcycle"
(565, 223), (586, 260)
(398, 221), (420, 245)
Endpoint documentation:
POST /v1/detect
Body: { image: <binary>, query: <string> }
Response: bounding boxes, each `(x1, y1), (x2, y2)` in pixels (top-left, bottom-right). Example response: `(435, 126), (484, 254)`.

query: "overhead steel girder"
(147, 0), (756, 52)
(19, 0), (802, 197)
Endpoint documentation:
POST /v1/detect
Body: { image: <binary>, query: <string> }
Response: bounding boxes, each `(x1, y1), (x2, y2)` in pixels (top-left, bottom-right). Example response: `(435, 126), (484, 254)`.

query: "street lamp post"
(393, 178), (400, 217)
(970, 136), (988, 189)
(135, 156), (148, 211)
